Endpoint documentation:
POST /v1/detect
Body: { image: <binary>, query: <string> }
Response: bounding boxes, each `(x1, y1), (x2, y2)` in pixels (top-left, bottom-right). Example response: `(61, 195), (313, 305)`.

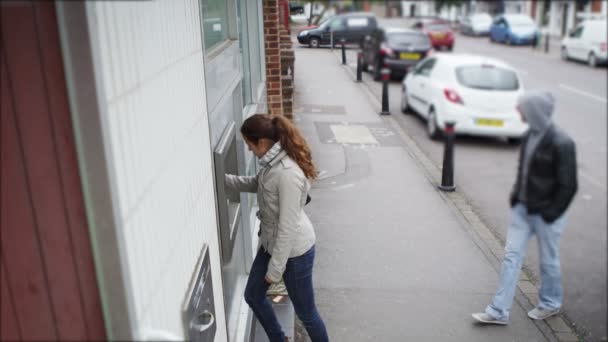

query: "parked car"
(460, 13), (493, 36)
(297, 12), (378, 48)
(561, 19), (607, 67)
(489, 14), (538, 45)
(289, 2), (304, 15)
(361, 27), (432, 80)
(411, 18), (455, 50)
(401, 54), (527, 142)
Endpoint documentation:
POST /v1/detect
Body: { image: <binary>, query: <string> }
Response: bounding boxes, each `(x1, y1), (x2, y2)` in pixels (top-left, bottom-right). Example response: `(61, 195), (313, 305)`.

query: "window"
(415, 58), (436, 76)
(571, 26), (583, 38)
(237, 0), (251, 105)
(201, 0), (229, 51)
(455, 65), (520, 91)
(347, 18), (368, 27)
(329, 18), (345, 30)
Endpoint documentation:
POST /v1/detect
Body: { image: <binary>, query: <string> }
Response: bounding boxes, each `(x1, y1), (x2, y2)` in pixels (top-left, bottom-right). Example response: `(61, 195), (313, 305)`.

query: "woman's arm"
(225, 174), (258, 193)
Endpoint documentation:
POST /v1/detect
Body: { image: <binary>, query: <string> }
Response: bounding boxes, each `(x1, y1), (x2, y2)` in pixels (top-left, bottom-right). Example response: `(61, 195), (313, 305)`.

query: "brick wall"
(263, 0), (283, 115)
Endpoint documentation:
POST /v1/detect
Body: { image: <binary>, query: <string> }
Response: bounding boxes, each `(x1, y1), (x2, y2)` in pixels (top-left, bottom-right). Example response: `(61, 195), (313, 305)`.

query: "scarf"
(258, 142), (283, 169)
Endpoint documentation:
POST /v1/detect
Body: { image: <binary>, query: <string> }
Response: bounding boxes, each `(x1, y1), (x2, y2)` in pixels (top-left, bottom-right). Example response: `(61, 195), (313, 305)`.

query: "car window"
(507, 16), (534, 27)
(387, 32), (430, 46)
(571, 26), (583, 38)
(415, 58), (436, 76)
(455, 65), (519, 91)
(329, 18), (345, 30)
(427, 24), (450, 31)
(347, 18), (369, 28)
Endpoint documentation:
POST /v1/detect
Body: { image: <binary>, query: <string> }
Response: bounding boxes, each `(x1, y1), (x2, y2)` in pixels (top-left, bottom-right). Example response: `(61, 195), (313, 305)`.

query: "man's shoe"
(472, 312), (508, 325)
(528, 307), (560, 320)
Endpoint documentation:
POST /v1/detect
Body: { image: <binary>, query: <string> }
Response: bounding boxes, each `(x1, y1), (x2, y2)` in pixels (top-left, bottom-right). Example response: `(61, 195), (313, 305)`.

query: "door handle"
(191, 310), (215, 332)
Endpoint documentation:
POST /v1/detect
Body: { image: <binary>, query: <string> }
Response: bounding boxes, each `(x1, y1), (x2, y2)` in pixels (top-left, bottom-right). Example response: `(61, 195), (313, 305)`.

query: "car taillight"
(601, 43), (607, 52)
(444, 89), (463, 104)
(380, 43), (395, 58)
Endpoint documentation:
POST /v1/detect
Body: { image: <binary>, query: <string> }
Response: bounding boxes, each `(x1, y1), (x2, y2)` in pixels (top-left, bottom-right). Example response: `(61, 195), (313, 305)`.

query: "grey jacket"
(225, 151), (316, 283)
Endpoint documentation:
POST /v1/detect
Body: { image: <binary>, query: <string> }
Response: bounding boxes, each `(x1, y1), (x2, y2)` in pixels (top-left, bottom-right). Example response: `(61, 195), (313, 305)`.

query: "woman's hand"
(264, 276), (273, 284)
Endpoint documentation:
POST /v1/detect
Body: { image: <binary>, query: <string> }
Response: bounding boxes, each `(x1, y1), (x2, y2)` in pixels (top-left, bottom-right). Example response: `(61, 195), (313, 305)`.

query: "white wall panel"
(86, 0), (227, 340)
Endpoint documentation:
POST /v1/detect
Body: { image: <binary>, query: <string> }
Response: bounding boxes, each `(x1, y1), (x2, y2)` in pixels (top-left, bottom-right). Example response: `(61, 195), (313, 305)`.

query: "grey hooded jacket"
(225, 151), (315, 283)
(510, 91), (578, 222)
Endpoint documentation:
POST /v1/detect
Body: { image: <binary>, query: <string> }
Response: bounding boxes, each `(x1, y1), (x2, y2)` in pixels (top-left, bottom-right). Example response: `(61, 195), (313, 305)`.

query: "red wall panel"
(0, 2), (106, 340)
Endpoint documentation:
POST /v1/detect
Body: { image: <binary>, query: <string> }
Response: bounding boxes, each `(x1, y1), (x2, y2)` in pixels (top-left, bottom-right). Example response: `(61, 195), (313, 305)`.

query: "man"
(472, 90), (578, 324)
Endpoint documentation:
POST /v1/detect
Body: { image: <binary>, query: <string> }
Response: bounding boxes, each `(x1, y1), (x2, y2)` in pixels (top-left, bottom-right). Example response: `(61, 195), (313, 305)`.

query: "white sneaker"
(528, 307), (560, 320)
(472, 312), (508, 325)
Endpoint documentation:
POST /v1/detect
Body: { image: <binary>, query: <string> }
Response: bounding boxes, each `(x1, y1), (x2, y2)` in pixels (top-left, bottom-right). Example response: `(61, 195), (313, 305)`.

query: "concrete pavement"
(288, 41), (573, 341)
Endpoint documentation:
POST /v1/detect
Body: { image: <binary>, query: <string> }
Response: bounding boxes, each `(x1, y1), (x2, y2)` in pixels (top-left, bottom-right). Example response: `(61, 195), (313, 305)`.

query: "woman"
(225, 114), (329, 342)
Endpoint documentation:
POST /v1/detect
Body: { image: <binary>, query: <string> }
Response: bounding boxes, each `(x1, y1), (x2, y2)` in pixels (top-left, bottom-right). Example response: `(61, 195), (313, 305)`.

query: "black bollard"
(544, 33), (549, 53)
(438, 121), (456, 192)
(356, 52), (362, 82)
(380, 68), (391, 115)
(341, 38), (346, 65)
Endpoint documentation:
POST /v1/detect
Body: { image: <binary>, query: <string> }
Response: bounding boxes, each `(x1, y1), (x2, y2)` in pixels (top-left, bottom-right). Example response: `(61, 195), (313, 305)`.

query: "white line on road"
(559, 83), (608, 104)
(579, 169), (607, 191)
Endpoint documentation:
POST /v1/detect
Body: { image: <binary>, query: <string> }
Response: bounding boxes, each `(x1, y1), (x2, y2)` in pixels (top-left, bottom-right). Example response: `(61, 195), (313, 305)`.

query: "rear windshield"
(472, 14), (492, 23)
(508, 16), (534, 26)
(387, 33), (430, 46)
(426, 24), (450, 31)
(455, 66), (519, 91)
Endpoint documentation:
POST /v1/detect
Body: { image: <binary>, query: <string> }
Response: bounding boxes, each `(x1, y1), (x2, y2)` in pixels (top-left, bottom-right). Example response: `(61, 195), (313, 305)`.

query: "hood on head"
(517, 90), (554, 132)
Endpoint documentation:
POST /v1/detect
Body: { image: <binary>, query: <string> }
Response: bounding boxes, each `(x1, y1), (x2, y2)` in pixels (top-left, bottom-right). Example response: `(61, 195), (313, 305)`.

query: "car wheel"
(588, 52), (597, 67)
(427, 109), (442, 140)
(489, 34), (495, 43)
(505, 35), (512, 45)
(401, 87), (411, 114)
(561, 47), (569, 60)
(447, 44), (454, 51)
(309, 37), (320, 48)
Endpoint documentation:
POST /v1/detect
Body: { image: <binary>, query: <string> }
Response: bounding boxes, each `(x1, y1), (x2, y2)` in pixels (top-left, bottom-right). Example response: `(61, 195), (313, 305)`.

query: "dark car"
(411, 18), (455, 50)
(361, 27), (432, 80)
(289, 2), (304, 14)
(297, 12), (378, 48)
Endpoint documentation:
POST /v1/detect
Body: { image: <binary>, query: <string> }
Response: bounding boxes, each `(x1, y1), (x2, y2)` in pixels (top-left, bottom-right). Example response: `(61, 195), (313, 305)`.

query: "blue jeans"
(245, 246), (329, 342)
(486, 203), (567, 321)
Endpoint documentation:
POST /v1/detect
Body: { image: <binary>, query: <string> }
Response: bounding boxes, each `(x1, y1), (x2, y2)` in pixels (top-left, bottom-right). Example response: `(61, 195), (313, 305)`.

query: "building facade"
(530, 0), (607, 37)
(1, 0), (284, 341)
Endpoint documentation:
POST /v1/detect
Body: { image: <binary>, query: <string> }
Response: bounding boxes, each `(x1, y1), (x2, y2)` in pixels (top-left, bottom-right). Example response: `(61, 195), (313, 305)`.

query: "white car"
(460, 13), (493, 36)
(401, 54), (528, 142)
(561, 19), (607, 67)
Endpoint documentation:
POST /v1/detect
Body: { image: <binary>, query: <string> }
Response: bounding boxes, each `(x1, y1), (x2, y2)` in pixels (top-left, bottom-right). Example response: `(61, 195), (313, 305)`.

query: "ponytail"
(241, 114), (317, 179)
(272, 115), (317, 179)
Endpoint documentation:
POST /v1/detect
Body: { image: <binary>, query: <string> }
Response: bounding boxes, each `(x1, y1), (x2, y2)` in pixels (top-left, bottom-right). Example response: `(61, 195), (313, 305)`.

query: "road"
(333, 18), (606, 341)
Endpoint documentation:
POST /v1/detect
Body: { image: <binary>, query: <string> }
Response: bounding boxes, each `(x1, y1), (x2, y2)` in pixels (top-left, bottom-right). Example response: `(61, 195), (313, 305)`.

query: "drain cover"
(330, 125), (379, 144)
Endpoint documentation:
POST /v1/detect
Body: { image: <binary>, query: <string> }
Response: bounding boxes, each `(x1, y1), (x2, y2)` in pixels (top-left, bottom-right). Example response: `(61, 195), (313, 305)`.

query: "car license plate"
(433, 33), (445, 38)
(476, 119), (504, 127)
(400, 52), (420, 60)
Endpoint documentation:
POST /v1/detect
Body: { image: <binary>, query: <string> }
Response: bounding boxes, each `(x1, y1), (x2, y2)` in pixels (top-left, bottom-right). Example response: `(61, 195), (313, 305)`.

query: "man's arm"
(541, 140), (578, 222)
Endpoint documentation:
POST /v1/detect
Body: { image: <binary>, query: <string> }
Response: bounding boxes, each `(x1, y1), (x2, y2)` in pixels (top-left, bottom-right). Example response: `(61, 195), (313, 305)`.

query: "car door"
(322, 17), (346, 45)
(490, 17), (504, 41)
(568, 25), (584, 60)
(345, 17), (370, 45)
(407, 58), (437, 115)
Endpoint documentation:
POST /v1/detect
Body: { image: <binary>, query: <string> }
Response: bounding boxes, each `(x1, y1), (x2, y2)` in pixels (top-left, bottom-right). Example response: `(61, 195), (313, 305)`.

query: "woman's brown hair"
(241, 114), (317, 179)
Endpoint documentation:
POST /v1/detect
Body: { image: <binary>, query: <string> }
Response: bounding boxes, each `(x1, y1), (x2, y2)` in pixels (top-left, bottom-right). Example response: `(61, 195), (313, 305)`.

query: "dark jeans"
(244, 246), (329, 342)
